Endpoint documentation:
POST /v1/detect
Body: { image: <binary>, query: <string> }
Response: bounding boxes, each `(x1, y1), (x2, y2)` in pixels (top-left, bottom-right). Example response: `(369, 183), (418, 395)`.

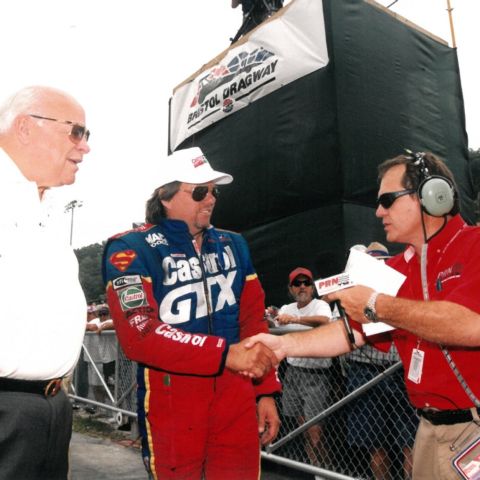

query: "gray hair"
(0, 86), (74, 133)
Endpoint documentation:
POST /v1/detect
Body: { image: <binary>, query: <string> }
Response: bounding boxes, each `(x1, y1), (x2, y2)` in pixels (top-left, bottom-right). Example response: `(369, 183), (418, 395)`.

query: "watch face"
(364, 307), (377, 322)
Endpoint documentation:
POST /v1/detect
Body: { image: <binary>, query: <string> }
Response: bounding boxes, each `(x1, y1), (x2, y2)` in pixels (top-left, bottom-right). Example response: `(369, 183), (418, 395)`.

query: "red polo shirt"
(358, 215), (480, 410)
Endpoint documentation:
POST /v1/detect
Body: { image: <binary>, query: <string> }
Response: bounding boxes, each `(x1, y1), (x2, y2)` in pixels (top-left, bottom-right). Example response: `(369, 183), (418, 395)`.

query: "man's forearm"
(378, 295), (480, 346)
(283, 320), (363, 357)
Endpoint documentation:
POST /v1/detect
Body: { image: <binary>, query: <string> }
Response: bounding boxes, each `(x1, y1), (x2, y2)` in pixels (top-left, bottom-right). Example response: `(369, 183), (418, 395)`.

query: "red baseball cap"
(289, 267), (313, 284)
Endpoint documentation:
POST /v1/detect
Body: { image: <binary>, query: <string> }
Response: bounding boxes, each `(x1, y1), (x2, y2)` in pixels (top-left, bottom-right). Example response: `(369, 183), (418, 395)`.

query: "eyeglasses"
(291, 279), (313, 287)
(376, 189), (416, 209)
(180, 185), (220, 202)
(29, 114), (90, 144)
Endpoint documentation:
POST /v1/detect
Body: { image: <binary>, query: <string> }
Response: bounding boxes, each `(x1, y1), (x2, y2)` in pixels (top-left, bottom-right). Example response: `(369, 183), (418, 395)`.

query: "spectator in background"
(72, 307), (94, 409)
(272, 267), (332, 471)
(84, 304), (117, 414)
(0, 85), (90, 479)
(345, 243), (417, 480)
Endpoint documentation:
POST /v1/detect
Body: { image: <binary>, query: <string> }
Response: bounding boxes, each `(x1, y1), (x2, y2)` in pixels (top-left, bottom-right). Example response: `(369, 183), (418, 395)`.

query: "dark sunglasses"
(181, 185), (220, 202)
(376, 189), (416, 209)
(291, 279), (313, 287)
(29, 114), (90, 144)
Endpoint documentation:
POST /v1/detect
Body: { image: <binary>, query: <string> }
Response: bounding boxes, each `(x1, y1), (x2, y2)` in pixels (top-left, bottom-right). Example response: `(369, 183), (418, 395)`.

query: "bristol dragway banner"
(169, 0), (329, 151)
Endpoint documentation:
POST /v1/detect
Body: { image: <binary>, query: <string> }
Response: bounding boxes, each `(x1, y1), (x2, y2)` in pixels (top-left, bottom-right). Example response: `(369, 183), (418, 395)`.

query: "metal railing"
(70, 331), (418, 479)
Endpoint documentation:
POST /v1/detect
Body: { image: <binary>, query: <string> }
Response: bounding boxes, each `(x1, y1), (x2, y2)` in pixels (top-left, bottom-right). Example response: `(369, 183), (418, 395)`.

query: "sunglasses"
(376, 189), (416, 209)
(29, 114), (90, 144)
(181, 185), (220, 202)
(291, 279), (313, 287)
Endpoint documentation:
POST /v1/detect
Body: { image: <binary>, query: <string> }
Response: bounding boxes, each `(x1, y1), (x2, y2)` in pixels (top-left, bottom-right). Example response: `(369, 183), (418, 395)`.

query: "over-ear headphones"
(406, 150), (456, 217)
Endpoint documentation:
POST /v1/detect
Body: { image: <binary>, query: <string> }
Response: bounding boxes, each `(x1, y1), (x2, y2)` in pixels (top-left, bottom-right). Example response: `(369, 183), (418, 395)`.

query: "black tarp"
(172, 0), (473, 306)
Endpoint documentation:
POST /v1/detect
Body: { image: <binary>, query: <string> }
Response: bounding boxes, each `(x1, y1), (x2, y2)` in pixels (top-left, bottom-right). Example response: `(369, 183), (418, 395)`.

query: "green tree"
(74, 242), (106, 303)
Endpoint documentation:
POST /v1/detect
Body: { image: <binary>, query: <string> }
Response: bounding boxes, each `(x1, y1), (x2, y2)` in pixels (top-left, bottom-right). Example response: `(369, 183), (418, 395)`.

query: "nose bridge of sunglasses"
(191, 186), (219, 202)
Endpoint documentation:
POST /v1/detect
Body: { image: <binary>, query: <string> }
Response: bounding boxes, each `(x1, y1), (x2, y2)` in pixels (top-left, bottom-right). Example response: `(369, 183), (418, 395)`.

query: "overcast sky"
(1, 0), (478, 248)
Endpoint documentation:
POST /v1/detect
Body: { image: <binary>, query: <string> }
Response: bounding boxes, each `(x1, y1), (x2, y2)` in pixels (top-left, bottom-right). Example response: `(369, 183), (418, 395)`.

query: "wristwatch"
(364, 291), (380, 322)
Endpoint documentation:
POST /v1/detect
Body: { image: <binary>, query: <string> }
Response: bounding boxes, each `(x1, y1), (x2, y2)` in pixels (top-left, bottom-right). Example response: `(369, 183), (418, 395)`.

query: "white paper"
(345, 248), (406, 336)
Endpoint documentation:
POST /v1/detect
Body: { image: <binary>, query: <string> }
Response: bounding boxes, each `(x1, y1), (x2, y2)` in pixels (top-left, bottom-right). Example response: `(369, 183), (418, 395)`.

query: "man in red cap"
(273, 267), (332, 470)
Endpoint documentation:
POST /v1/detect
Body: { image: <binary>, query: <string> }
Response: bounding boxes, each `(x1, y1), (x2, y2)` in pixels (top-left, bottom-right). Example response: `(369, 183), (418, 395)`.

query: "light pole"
(65, 200), (83, 246)
(446, 0), (457, 48)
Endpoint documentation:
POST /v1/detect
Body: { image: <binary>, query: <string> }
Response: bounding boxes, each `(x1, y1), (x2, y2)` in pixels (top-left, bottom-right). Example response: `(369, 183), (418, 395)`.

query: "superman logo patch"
(110, 250), (137, 272)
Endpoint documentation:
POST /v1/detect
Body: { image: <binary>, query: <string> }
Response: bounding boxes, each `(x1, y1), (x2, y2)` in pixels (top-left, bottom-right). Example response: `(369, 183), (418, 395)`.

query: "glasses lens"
(70, 124), (89, 144)
(291, 279), (312, 287)
(192, 186), (209, 201)
(191, 186), (220, 202)
(376, 189), (415, 209)
(377, 193), (396, 209)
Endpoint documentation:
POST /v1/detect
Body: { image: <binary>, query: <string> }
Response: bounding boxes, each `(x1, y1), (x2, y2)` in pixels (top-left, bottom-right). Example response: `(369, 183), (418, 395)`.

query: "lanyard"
(420, 240), (480, 408)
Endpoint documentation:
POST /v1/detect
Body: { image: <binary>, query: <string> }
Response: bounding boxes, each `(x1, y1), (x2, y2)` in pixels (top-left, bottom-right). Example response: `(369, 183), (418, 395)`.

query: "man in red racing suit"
(102, 147), (280, 479)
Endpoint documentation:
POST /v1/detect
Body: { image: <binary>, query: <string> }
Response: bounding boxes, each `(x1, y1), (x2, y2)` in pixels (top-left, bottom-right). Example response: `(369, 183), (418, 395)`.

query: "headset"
(406, 150), (456, 217)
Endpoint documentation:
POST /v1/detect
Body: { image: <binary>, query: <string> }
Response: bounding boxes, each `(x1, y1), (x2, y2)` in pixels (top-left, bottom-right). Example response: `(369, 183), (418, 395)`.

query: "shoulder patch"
(109, 223), (156, 240)
(110, 250), (137, 272)
(112, 274), (142, 290)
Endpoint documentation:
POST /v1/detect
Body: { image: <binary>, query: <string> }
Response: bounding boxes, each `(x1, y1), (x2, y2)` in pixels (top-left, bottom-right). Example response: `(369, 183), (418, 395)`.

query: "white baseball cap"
(157, 147), (233, 187)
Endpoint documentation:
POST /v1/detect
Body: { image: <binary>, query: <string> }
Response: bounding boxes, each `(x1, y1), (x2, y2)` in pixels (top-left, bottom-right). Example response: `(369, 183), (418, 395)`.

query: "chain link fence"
(71, 330), (418, 479)
(70, 331), (137, 428)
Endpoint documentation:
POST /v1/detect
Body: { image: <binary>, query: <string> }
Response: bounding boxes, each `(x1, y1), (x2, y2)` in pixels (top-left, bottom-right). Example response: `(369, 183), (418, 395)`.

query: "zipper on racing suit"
(193, 235), (217, 391)
(192, 237), (215, 336)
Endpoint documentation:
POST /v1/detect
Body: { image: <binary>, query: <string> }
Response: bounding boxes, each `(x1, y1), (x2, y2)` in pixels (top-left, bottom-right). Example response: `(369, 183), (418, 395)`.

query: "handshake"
(225, 334), (286, 378)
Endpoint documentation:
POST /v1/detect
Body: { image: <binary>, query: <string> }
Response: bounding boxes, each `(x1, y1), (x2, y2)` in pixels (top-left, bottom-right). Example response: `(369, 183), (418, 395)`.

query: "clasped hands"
(226, 336), (287, 378)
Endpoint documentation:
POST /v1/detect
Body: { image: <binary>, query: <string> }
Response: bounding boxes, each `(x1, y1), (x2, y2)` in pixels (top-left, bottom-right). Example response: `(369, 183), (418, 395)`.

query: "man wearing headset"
(248, 151), (480, 479)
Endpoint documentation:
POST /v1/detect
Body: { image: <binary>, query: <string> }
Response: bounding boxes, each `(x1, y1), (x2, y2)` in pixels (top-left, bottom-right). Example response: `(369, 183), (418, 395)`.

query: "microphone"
(335, 300), (356, 347)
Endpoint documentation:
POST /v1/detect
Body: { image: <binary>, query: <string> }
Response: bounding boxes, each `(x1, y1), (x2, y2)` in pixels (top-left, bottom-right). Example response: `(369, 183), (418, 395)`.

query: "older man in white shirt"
(0, 85), (90, 479)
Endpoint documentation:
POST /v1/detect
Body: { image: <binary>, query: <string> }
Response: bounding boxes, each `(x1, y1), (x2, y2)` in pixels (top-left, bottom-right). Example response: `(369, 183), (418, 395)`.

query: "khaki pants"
(412, 415), (480, 479)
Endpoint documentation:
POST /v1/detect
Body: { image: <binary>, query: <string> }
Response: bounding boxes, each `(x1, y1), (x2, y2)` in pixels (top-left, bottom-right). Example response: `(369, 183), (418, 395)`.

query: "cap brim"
(158, 170), (233, 187)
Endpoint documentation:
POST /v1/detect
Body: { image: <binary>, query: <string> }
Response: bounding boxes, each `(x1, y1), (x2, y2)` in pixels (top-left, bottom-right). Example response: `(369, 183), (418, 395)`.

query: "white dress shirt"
(0, 149), (87, 380)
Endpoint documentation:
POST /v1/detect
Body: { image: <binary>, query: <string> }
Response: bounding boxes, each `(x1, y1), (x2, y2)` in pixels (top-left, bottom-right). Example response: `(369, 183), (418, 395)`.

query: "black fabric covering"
(173, 0), (473, 306)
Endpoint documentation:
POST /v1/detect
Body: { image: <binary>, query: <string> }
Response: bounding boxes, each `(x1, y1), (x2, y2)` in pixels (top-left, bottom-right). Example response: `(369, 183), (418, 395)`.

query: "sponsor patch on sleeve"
(117, 285), (149, 311)
(112, 274), (142, 290)
(110, 250), (137, 272)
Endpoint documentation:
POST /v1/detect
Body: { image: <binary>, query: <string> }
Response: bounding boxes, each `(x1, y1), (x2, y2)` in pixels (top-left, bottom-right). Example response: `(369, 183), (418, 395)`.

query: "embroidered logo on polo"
(145, 232), (168, 248)
(110, 250), (137, 272)
(112, 274), (142, 290)
(119, 286), (148, 311)
(436, 263), (463, 291)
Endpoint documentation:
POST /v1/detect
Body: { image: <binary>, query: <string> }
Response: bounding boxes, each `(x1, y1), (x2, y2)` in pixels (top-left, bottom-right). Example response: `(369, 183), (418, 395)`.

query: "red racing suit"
(102, 219), (280, 479)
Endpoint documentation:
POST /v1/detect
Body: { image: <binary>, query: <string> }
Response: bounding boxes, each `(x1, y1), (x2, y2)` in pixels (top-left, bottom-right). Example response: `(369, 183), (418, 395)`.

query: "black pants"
(0, 389), (72, 480)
